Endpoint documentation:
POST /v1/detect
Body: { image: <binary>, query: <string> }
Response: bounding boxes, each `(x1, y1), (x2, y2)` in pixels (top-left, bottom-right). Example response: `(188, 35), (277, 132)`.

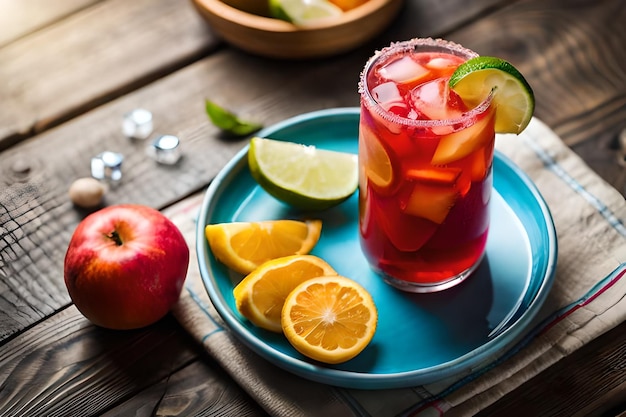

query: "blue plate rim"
(196, 107), (558, 389)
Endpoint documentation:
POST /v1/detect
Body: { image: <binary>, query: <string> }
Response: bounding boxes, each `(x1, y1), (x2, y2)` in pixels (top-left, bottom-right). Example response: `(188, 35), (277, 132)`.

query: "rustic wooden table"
(1, 0), (625, 415)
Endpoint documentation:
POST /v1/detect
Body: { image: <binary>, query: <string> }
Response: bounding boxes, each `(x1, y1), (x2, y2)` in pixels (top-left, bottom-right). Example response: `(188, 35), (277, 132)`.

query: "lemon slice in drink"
(359, 123), (394, 193)
(269, 0), (343, 26)
(249, 137), (358, 210)
(449, 57), (535, 134)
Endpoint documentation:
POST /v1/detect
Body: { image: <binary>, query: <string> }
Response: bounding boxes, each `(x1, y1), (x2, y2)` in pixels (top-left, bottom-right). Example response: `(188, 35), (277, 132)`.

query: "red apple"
(64, 204), (190, 330)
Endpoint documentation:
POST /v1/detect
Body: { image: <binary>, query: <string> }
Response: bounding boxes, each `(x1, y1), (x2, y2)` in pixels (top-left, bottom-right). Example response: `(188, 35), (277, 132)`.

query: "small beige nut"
(69, 177), (106, 208)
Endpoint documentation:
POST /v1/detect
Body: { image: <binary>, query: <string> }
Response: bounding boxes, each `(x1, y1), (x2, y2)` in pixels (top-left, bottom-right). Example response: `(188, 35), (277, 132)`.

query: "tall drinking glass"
(358, 38), (496, 293)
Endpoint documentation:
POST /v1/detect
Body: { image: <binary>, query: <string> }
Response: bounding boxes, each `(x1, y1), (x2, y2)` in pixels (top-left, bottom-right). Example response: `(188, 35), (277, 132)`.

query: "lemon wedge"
(205, 219), (322, 274)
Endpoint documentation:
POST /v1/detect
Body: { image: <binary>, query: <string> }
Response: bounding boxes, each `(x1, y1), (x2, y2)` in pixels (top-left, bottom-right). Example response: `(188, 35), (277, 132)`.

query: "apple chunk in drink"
(358, 38), (496, 292)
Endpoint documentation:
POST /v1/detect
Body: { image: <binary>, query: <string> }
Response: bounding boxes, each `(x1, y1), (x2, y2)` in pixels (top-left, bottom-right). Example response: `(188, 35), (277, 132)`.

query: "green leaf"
(205, 99), (263, 136)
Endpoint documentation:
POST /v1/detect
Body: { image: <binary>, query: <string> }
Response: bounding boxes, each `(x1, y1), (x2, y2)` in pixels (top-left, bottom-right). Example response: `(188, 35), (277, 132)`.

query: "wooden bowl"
(191, 0), (405, 59)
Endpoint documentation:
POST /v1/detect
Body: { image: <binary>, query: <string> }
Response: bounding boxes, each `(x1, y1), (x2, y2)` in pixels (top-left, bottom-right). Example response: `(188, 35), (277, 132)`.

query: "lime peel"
(449, 57), (535, 134)
(269, 0), (343, 26)
(249, 137), (358, 210)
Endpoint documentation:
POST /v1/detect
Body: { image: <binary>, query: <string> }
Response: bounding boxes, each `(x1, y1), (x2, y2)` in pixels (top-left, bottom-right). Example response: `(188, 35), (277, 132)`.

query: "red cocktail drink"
(358, 38), (496, 292)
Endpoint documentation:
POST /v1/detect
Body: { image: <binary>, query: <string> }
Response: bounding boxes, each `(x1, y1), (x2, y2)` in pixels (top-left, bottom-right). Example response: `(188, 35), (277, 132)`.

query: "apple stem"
(107, 231), (123, 246)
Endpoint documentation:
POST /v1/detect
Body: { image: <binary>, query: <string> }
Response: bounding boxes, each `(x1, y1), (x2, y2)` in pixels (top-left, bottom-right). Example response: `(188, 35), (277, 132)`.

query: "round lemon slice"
(281, 275), (378, 364)
(449, 56), (535, 134)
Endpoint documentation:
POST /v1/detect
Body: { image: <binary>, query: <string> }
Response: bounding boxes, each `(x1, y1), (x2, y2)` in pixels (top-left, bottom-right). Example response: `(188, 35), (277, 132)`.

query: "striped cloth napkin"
(166, 117), (626, 417)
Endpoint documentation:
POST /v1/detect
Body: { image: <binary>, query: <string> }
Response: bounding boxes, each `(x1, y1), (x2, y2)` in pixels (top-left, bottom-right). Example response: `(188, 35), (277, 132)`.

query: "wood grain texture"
(478, 320), (626, 416)
(102, 359), (270, 417)
(0, 309), (191, 416)
(0, 0), (219, 151)
(0, 0), (102, 47)
(0, 308), (269, 417)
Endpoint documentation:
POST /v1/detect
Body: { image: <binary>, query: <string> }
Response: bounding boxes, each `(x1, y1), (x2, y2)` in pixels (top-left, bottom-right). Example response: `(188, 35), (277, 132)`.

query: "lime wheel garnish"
(449, 56), (535, 134)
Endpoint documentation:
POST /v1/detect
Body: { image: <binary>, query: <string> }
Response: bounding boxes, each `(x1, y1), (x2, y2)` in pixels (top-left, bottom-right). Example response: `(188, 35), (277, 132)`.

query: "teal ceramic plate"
(196, 108), (557, 389)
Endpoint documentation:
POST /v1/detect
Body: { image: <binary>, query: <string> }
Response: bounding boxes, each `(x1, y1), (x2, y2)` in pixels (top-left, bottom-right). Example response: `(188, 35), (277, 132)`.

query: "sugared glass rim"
(359, 38), (493, 127)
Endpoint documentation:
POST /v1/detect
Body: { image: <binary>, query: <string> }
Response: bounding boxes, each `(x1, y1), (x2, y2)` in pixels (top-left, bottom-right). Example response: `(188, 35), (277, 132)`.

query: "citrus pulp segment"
(269, 0), (343, 26)
(358, 124), (394, 193)
(430, 110), (495, 165)
(248, 137), (358, 210)
(402, 183), (458, 224)
(449, 56), (535, 134)
(281, 275), (378, 364)
(205, 219), (322, 275)
(233, 255), (337, 332)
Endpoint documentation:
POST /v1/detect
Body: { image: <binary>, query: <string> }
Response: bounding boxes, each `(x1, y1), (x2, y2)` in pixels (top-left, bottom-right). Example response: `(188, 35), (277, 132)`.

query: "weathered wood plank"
(102, 359), (270, 417)
(0, 308), (188, 416)
(478, 320), (626, 417)
(0, 0), (219, 151)
(0, 307), (268, 417)
(0, 0), (102, 47)
(376, 0), (511, 44)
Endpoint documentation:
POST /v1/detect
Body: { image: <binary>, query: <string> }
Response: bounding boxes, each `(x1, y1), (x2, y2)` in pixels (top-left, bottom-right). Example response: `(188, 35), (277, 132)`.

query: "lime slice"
(269, 0), (343, 26)
(248, 137), (358, 210)
(449, 57), (535, 134)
